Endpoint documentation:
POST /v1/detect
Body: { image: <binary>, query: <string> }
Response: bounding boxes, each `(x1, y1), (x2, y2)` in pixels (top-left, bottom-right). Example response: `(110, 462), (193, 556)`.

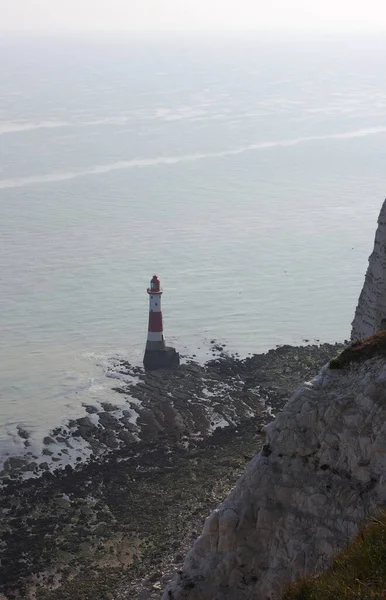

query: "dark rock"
(26, 462), (38, 471)
(76, 417), (95, 429)
(103, 431), (119, 449)
(74, 416), (98, 440)
(118, 430), (136, 445)
(98, 412), (118, 429)
(3, 456), (29, 472)
(175, 553), (184, 562)
(119, 416), (138, 431)
(83, 404), (99, 414)
(100, 402), (119, 412)
(261, 443), (272, 457)
(143, 347), (180, 371)
(17, 426), (30, 440)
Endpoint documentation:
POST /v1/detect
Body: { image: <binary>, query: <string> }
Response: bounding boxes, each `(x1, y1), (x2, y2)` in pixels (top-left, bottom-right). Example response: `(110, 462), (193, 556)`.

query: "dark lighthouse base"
(143, 346), (180, 371)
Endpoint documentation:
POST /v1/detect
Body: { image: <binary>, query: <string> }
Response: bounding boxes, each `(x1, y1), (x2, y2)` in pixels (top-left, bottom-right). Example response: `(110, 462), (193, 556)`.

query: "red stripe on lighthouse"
(148, 311), (163, 332)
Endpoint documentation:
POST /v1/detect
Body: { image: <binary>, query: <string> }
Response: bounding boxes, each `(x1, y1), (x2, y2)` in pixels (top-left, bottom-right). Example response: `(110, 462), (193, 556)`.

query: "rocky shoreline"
(0, 342), (344, 600)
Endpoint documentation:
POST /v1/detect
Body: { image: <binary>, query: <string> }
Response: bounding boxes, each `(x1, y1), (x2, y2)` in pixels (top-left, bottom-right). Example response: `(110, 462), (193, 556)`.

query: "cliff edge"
(351, 198), (386, 341)
(163, 353), (386, 600)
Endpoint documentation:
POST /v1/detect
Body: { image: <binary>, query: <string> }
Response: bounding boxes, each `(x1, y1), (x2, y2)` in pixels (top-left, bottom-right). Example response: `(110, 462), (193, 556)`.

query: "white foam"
(0, 116), (132, 135)
(0, 120), (69, 134)
(209, 415), (230, 432)
(201, 387), (216, 398)
(1, 126), (386, 190)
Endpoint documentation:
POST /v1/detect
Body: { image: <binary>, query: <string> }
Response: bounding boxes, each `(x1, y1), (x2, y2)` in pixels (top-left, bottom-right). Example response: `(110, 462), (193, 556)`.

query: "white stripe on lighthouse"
(149, 295), (162, 312)
(147, 331), (164, 342)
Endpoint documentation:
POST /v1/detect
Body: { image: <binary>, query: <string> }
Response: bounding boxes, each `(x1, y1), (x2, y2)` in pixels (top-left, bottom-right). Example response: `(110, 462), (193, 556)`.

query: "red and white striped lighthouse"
(143, 275), (180, 370)
(146, 275), (166, 352)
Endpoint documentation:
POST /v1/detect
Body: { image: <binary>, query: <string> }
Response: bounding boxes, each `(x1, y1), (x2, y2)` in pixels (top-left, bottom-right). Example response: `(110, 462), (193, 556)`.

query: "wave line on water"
(1, 125), (386, 190)
(0, 117), (132, 135)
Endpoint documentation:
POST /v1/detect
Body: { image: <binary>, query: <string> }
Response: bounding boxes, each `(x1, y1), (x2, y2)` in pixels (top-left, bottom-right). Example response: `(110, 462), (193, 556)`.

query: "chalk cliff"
(351, 199), (386, 341)
(163, 354), (386, 600)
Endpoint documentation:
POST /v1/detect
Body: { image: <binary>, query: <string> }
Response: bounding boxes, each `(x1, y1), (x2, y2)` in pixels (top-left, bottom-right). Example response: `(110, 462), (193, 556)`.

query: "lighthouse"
(146, 275), (165, 352)
(143, 275), (179, 371)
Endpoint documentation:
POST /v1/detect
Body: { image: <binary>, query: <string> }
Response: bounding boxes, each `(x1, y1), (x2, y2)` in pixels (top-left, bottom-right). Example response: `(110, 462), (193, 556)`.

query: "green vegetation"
(283, 512), (386, 600)
(329, 331), (386, 369)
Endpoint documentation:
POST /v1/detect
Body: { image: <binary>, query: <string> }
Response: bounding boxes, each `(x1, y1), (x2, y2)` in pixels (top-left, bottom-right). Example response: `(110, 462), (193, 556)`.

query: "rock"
(84, 404), (99, 414)
(100, 402), (119, 412)
(352, 199), (386, 340)
(98, 412), (118, 429)
(76, 416), (95, 429)
(26, 462), (38, 471)
(102, 431), (118, 449)
(119, 417), (137, 431)
(55, 497), (71, 509)
(163, 356), (386, 600)
(16, 426), (29, 440)
(43, 436), (55, 445)
(118, 430), (136, 445)
(74, 416), (98, 439)
(3, 456), (29, 473)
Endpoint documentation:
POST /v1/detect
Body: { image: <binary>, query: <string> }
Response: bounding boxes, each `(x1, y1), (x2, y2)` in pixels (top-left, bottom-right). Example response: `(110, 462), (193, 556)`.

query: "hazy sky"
(2, 0), (386, 32)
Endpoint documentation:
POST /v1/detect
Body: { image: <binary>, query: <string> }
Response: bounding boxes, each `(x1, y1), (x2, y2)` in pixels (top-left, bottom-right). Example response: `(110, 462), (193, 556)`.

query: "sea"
(1, 31), (385, 462)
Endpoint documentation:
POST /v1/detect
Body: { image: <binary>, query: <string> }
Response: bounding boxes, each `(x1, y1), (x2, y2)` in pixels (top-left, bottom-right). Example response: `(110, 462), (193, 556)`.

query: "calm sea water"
(1, 32), (385, 459)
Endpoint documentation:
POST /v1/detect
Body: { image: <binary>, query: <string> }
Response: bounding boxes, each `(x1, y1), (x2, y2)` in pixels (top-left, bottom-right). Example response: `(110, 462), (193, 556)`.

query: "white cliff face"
(351, 199), (386, 341)
(163, 357), (386, 600)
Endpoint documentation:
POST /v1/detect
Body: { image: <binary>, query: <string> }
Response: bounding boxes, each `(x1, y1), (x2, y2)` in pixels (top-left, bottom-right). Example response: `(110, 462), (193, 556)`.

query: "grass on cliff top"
(283, 511), (386, 600)
(329, 331), (386, 369)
